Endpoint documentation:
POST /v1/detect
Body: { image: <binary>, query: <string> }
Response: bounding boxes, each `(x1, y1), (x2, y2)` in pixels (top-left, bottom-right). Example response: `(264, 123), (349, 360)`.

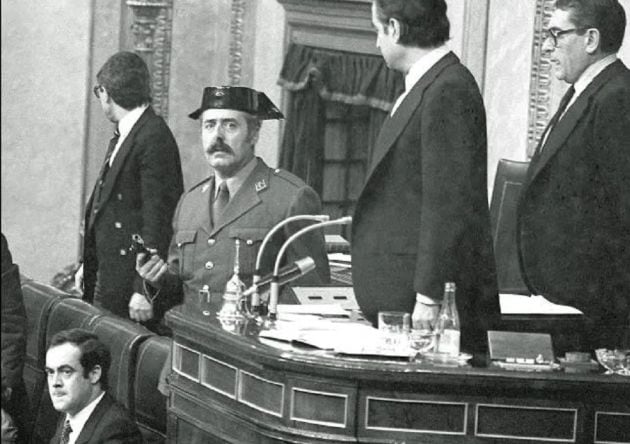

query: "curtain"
(278, 43), (404, 194)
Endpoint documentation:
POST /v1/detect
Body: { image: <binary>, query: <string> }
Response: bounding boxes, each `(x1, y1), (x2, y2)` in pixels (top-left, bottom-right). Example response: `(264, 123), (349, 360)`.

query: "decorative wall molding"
(229, 0), (247, 85)
(279, 0), (377, 55)
(527, 0), (555, 156)
(126, 0), (174, 119)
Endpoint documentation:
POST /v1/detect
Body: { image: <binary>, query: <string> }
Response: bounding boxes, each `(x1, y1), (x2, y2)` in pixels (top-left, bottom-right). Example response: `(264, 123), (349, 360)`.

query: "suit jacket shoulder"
(74, 393), (142, 444)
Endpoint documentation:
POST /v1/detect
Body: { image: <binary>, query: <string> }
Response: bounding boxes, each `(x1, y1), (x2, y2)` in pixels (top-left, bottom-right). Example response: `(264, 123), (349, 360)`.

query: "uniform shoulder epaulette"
(187, 176), (212, 193)
(271, 168), (306, 188)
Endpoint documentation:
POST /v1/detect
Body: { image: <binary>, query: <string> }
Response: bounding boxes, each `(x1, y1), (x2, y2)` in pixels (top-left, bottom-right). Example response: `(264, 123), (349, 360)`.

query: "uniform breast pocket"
(175, 230), (197, 278)
(228, 228), (268, 275)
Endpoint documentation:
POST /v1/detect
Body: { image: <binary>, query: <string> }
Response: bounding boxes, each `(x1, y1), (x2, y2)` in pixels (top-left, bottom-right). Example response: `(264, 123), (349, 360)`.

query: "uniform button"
(93, 209), (98, 214)
(99, 179), (104, 185)
(246, 239), (253, 245)
(120, 249), (127, 256)
(274, 168), (280, 174)
(205, 261), (214, 270)
(114, 222), (122, 229)
(117, 193), (123, 201)
(207, 238), (216, 246)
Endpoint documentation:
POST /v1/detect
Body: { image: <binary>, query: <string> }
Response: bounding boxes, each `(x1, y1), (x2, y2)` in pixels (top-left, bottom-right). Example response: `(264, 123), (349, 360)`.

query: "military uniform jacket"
(157, 157), (330, 312)
(82, 106), (184, 318)
(351, 53), (499, 353)
(518, 60), (630, 327)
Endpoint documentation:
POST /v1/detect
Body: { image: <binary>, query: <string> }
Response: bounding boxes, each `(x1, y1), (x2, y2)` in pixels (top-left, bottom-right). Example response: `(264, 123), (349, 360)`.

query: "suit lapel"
(527, 61), (626, 184)
(74, 393), (112, 444)
(366, 52), (459, 179)
(96, 107), (154, 211)
(210, 160), (266, 236)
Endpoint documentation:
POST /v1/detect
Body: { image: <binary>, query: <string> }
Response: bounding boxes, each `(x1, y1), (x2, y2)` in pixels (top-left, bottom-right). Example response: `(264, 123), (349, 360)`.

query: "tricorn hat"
(188, 86), (284, 120)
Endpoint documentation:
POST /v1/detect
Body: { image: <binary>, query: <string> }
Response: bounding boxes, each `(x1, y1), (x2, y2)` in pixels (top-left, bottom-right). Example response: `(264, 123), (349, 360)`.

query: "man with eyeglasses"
(76, 51), (183, 332)
(518, 0), (630, 351)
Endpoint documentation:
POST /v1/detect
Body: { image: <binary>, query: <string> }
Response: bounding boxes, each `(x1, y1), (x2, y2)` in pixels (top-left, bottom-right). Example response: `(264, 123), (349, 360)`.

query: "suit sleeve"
(1, 234), (27, 390)
(133, 121), (184, 296)
(283, 186), (331, 285)
(592, 85), (630, 291)
(414, 81), (488, 298)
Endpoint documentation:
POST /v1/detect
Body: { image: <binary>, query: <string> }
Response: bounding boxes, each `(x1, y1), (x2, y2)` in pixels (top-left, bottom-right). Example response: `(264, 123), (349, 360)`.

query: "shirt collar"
(66, 391), (106, 443)
(573, 54), (617, 97)
(117, 104), (149, 140)
(404, 45), (451, 92)
(215, 156), (258, 199)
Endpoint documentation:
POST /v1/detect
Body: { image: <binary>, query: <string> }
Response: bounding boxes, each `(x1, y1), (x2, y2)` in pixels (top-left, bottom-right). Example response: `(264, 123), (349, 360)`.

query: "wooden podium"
(165, 304), (629, 443)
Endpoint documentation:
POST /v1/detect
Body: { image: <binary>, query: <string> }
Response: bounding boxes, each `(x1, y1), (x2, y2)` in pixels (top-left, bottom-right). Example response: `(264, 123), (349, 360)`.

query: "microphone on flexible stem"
(250, 215), (329, 312)
(242, 257), (315, 297)
(267, 216), (353, 322)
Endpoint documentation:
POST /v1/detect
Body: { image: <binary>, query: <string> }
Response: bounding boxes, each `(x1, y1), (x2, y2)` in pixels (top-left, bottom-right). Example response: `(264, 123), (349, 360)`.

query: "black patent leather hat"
(188, 86), (284, 120)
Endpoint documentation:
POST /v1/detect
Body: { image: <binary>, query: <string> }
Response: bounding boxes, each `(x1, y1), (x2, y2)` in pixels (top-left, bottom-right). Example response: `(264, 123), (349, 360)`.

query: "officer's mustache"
(208, 139), (233, 154)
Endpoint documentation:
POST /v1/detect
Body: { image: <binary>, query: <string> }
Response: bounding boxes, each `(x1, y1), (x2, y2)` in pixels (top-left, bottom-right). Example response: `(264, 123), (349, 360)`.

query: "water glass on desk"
(378, 311), (411, 347)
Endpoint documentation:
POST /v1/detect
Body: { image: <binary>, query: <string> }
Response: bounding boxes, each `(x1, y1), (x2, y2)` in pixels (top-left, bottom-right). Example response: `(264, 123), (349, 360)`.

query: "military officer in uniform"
(136, 86), (330, 313)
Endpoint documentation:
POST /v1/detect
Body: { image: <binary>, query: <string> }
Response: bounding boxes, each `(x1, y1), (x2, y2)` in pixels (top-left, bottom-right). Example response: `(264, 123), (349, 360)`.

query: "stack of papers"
(259, 315), (416, 358)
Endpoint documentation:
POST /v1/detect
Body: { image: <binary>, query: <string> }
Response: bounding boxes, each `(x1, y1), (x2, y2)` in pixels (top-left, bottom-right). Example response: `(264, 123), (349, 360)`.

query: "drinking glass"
(378, 311), (411, 348)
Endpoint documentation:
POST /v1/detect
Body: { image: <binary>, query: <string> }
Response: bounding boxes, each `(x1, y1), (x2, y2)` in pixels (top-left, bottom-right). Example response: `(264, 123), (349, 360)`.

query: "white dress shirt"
(65, 391), (106, 444)
(109, 104), (149, 166)
(390, 45), (451, 116)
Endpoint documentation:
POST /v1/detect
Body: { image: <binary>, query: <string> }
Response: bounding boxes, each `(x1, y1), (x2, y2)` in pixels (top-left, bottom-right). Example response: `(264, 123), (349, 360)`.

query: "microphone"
(242, 257), (315, 297)
(250, 214), (329, 311)
(268, 216), (352, 320)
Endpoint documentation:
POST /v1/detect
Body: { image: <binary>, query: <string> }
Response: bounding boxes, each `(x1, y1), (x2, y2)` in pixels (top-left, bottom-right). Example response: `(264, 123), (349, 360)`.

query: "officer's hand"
(74, 263), (84, 293)
(129, 292), (153, 322)
(136, 253), (168, 289)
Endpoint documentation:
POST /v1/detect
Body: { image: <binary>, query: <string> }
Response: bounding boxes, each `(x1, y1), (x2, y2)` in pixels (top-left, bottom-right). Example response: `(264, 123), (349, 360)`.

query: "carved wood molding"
(126, 0), (174, 119)
(229, 0), (246, 85)
(527, 0), (555, 156)
(279, 0), (377, 55)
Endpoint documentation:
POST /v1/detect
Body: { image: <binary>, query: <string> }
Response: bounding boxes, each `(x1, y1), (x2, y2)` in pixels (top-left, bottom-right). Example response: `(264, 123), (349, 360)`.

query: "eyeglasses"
(93, 85), (103, 98)
(543, 27), (588, 47)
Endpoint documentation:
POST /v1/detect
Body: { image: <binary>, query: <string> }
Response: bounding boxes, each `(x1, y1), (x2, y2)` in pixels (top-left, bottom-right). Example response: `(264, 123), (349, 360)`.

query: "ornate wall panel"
(126, 0), (174, 119)
(527, 0), (555, 156)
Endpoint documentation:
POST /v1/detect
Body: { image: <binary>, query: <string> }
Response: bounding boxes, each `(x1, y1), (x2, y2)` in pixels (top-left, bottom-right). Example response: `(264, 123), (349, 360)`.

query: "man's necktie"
(212, 182), (230, 223)
(60, 419), (72, 444)
(537, 85), (575, 154)
(89, 128), (120, 226)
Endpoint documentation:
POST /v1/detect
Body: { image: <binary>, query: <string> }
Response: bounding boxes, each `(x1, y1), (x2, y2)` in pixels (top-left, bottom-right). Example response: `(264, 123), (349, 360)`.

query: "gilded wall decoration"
(229, 0), (246, 85)
(527, 0), (555, 156)
(127, 0), (174, 119)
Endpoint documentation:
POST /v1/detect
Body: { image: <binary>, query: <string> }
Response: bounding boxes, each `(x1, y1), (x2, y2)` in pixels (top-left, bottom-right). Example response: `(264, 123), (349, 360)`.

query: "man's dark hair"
(48, 328), (111, 390)
(555, 0), (626, 53)
(374, 0), (450, 48)
(96, 51), (152, 110)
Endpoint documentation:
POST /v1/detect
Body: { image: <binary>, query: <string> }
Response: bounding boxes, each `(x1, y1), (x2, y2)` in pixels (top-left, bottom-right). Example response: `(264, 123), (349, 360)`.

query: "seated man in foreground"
(45, 328), (142, 444)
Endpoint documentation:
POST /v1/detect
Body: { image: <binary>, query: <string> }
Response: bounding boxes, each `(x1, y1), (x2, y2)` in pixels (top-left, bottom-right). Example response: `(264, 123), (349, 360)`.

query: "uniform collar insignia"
(255, 179), (267, 192)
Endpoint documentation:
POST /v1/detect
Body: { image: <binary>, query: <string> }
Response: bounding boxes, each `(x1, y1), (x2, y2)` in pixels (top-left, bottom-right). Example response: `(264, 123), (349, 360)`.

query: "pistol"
(129, 233), (151, 257)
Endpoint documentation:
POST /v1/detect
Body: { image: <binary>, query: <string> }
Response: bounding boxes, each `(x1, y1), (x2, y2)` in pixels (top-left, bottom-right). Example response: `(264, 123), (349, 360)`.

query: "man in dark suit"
(46, 329), (142, 444)
(518, 0), (630, 350)
(351, 0), (499, 354)
(76, 51), (183, 329)
(136, 86), (330, 315)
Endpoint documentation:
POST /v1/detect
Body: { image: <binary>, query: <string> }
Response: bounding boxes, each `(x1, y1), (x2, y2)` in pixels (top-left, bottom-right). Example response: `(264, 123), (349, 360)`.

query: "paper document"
(277, 303), (349, 317)
(499, 293), (583, 315)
